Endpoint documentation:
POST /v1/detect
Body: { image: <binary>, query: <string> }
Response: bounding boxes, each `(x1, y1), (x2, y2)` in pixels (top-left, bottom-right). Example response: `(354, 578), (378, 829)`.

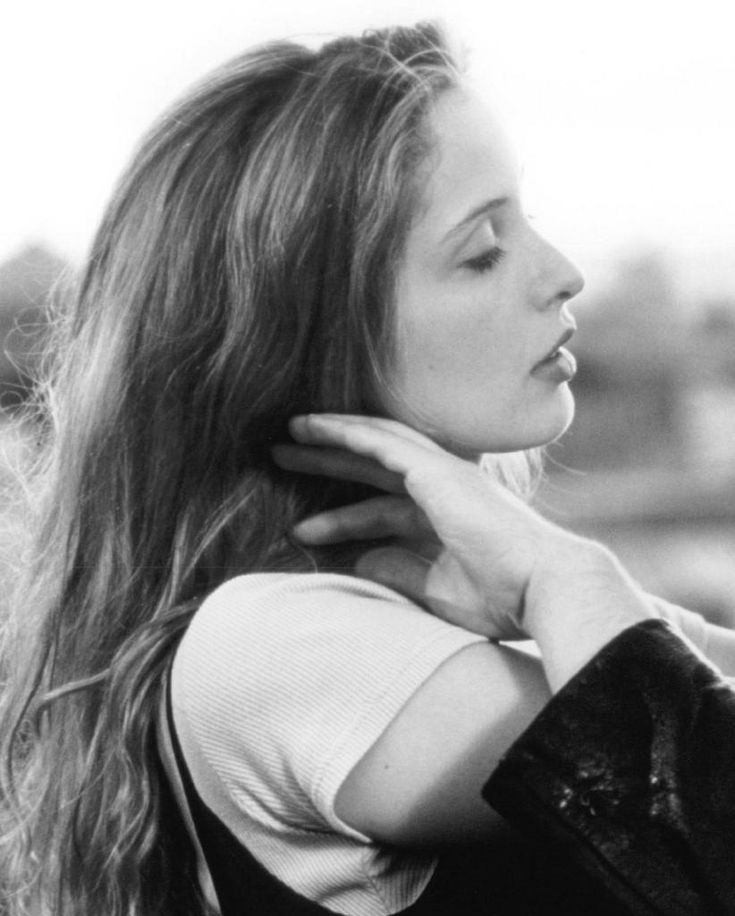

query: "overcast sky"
(2, 0), (733, 297)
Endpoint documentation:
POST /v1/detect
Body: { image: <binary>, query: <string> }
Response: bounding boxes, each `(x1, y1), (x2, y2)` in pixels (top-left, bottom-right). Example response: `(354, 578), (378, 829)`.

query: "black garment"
(485, 620), (735, 916)
(161, 667), (627, 914)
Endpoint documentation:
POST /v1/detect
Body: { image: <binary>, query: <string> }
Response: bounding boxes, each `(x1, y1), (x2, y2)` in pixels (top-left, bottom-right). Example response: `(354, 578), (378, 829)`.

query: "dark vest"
(159, 682), (628, 915)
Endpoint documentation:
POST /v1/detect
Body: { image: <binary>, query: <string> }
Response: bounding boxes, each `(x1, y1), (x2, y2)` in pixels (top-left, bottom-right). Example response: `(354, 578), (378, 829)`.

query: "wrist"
(523, 536), (656, 691)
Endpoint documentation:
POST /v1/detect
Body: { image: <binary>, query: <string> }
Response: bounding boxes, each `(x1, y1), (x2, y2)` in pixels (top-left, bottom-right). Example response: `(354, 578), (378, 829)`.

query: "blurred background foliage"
(1, 242), (734, 626)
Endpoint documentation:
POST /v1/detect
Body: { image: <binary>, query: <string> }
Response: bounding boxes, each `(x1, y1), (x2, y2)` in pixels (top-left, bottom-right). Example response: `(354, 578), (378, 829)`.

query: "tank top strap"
(161, 676), (630, 915)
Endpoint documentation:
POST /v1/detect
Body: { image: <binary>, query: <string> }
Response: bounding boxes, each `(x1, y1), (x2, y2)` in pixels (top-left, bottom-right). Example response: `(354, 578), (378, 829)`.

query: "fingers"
(287, 414), (448, 478)
(292, 414), (445, 452)
(271, 444), (406, 495)
(292, 496), (434, 545)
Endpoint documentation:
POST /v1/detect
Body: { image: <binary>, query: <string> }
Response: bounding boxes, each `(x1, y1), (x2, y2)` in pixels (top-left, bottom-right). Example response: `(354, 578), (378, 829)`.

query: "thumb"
(355, 546), (495, 635)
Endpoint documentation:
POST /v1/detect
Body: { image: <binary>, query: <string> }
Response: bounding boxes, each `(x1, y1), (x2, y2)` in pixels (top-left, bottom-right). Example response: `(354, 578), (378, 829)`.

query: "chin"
(545, 387), (576, 443)
(389, 388), (576, 456)
(519, 391), (575, 450)
(466, 389), (576, 454)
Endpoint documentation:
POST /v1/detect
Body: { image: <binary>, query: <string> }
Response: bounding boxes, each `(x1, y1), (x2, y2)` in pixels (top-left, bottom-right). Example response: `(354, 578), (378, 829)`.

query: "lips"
(534, 327), (576, 368)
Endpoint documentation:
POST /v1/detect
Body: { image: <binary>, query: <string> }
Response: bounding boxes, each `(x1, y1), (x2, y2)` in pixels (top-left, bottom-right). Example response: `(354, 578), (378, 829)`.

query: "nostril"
(556, 274), (584, 305)
(558, 287), (578, 304)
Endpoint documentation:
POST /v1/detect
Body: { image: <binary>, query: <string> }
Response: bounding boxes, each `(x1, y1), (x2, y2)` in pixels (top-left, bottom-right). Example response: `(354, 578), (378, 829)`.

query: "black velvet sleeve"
(483, 619), (735, 916)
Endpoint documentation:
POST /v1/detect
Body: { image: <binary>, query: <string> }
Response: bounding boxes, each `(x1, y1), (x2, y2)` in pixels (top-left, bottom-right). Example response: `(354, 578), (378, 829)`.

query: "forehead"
(413, 88), (519, 239)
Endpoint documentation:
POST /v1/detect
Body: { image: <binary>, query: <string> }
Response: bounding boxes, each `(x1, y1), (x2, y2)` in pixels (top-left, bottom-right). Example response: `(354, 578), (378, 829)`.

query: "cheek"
(394, 273), (519, 384)
(387, 294), (524, 423)
(383, 284), (573, 452)
(403, 326), (517, 398)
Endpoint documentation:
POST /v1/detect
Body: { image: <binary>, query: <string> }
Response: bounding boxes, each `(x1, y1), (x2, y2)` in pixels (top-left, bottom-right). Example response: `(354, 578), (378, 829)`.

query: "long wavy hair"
(0, 21), (534, 916)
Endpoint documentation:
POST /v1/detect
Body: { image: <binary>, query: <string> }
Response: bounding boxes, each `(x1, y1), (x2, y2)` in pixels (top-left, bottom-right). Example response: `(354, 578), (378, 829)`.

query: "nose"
(533, 235), (585, 310)
(555, 252), (585, 303)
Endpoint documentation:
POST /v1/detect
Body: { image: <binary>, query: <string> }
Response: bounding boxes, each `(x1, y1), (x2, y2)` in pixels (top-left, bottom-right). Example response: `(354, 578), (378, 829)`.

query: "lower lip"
(531, 347), (577, 383)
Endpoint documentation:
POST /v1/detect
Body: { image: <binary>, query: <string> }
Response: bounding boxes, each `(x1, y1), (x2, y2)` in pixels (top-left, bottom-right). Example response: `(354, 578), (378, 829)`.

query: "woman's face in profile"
(385, 88), (585, 456)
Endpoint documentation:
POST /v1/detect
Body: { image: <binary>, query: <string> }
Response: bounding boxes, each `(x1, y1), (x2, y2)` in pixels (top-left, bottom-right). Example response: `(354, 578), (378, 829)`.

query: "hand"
(272, 413), (566, 640)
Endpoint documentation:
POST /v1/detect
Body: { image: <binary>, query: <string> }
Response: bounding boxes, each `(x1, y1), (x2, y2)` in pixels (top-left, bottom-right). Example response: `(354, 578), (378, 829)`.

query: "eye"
(463, 247), (506, 274)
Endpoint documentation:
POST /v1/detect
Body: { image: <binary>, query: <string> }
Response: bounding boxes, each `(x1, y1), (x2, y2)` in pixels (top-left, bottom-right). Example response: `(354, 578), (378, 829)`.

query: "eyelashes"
(463, 246), (507, 274)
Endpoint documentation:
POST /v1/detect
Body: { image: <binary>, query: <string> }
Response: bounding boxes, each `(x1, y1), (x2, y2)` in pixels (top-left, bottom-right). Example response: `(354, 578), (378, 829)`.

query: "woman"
(2, 20), (734, 916)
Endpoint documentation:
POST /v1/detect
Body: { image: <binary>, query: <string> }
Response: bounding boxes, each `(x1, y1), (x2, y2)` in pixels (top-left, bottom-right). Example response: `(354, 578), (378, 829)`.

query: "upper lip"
(535, 326), (576, 366)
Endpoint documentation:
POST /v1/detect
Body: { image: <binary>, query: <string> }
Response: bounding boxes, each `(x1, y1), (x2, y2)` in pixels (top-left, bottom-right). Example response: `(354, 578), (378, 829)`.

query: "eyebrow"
(443, 196), (510, 242)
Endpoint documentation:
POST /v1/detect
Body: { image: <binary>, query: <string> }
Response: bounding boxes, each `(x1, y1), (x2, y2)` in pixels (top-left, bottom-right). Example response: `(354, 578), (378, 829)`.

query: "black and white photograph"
(1, 1), (734, 913)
